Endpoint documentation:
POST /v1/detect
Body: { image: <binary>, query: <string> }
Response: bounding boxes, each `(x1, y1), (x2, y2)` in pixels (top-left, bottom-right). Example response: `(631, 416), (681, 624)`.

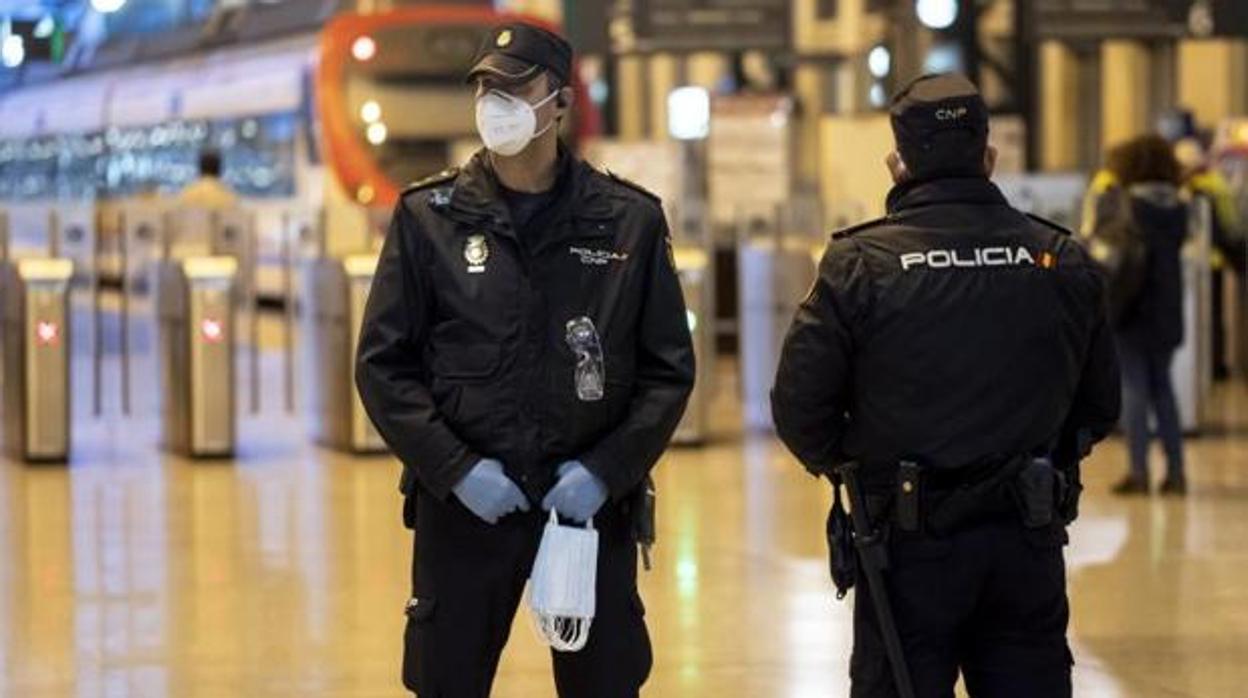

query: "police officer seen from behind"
(772, 74), (1121, 697)
(354, 21), (694, 698)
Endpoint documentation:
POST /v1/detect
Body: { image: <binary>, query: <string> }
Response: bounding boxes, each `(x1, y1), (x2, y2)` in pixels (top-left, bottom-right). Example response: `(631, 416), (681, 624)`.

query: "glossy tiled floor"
(1, 303), (1247, 697)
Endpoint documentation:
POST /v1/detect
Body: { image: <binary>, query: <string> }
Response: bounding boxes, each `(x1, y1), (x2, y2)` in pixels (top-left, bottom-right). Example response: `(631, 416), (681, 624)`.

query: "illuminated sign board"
(1033, 1), (1248, 40)
(611, 0), (791, 53)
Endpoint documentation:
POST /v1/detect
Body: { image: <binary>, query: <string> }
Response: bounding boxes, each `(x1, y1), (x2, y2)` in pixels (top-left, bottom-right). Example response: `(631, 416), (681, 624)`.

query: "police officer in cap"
(772, 74), (1120, 697)
(355, 20), (695, 698)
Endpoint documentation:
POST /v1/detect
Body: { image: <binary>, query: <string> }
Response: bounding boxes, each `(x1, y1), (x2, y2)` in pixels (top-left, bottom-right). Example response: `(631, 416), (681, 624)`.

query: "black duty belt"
(863, 455), (1067, 538)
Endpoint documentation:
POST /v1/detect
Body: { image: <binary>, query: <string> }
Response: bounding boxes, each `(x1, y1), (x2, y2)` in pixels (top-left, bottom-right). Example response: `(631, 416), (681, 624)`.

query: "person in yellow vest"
(177, 150), (238, 210)
(1176, 137), (1243, 380)
(1080, 168), (1120, 238)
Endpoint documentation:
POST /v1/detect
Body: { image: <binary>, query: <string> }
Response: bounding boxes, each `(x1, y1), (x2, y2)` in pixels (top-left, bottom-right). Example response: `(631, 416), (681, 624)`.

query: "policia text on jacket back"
(771, 74), (1121, 698)
(354, 23), (695, 698)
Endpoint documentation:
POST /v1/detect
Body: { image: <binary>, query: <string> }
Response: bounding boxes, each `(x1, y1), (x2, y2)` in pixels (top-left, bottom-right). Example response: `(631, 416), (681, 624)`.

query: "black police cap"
(467, 22), (573, 87)
(890, 73), (990, 179)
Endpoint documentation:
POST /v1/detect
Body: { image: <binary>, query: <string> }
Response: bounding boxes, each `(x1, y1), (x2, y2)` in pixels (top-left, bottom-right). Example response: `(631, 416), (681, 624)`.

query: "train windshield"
(337, 21), (485, 192)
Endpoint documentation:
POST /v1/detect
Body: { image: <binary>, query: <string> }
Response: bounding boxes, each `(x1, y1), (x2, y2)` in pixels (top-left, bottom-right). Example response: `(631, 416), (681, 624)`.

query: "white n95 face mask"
(527, 510), (599, 652)
(475, 88), (559, 157)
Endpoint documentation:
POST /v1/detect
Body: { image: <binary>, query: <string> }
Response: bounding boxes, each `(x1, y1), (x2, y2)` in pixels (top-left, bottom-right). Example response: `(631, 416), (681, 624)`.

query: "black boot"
(1159, 477), (1188, 496)
(1112, 475), (1149, 496)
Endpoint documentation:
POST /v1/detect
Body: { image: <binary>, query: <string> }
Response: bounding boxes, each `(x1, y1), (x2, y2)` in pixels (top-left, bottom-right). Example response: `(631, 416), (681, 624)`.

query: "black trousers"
(1212, 269), (1228, 376)
(851, 521), (1072, 698)
(403, 491), (651, 698)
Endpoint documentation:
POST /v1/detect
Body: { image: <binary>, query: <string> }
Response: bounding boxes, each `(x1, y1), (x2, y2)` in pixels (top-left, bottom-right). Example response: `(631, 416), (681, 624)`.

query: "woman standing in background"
(1099, 135), (1190, 496)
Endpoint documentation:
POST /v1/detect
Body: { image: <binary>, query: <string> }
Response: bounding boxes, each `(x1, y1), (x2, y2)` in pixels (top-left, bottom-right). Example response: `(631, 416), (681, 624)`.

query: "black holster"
(1014, 457), (1067, 529)
(400, 466), (418, 530)
(826, 481), (857, 598)
(630, 476), (657, 570)
(921, 456), (1069, 537)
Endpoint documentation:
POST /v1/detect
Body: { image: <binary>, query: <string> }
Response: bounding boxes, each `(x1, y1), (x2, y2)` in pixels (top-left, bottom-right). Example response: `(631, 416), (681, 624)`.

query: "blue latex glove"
(452, 459), (531, 524)
(541, 461), (609, 523)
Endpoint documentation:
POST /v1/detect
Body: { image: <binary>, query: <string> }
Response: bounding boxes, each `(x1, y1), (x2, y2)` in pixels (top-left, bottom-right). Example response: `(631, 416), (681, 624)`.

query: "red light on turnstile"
(200, 318), (224, 343)
(35, 321), (60, 346)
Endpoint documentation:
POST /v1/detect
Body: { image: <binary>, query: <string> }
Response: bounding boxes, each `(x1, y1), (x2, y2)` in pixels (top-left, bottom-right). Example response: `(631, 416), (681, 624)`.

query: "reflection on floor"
(1, 309), (1246, 696)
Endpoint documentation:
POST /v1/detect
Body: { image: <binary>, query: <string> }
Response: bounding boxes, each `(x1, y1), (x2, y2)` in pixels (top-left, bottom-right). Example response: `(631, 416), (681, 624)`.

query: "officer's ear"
(886, 151), (912, 185)
(983, 145), (999, 178)
(555, 85), (574, 112)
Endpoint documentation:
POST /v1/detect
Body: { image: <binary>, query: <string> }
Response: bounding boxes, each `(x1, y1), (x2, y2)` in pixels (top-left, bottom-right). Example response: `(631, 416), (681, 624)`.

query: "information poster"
(707, 95), (793, 229)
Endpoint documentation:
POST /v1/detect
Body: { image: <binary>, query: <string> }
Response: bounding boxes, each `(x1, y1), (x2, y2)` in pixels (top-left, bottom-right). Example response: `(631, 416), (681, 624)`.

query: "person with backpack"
(1092, 135), (1190, 496)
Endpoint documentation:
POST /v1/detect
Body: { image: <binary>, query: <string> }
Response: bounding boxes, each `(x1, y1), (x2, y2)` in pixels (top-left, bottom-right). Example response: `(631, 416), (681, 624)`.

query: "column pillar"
(1040, 40), (1080, 171)
(1101, 40), (1153, 148)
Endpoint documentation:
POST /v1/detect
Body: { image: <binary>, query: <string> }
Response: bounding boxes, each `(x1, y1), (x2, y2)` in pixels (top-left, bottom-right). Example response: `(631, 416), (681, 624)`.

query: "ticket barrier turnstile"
(673, 247), (713, 445)
(735, 201), (824, 432)
(1, 258), (74, 462)
(305, 254), (385, 454)
(1173, 199), (1215, 433)
(157, 256), (238, 458)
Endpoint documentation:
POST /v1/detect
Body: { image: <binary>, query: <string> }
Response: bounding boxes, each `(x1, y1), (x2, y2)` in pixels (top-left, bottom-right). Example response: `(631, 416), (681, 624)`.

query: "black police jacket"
(355, 149), (695, 503)
(771, 177), (1121, 484)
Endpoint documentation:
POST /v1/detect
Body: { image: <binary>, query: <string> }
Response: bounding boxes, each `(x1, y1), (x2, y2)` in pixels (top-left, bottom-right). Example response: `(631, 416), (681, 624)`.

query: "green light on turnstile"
(686, 310), (698, 333)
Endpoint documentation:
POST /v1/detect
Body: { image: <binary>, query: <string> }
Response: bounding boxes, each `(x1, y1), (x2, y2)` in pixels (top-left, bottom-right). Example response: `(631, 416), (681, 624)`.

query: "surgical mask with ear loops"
(475, 88), (559, 157)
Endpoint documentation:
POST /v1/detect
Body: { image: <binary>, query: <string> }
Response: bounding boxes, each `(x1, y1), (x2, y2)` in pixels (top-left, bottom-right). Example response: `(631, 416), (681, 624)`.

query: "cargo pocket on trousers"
(402, 597), (436, 694)
(1021, 526), (1069, 611)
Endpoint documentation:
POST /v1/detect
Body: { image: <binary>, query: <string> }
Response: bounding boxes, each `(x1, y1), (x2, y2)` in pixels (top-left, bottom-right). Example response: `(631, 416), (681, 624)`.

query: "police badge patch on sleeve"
(465, 234), (490, 274)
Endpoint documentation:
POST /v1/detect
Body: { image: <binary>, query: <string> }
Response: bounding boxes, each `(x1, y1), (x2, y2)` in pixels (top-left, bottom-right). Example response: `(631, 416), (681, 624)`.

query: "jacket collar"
(885, 176), (1009, 215)
(446, 144), (616, 239)
(1128, 182), (1182, 208)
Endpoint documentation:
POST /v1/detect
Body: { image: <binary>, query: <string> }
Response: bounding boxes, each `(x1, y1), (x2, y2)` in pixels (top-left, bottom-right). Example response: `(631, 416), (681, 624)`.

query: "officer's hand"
(452, 459), (531, 524)
(541, 461), (608, 524)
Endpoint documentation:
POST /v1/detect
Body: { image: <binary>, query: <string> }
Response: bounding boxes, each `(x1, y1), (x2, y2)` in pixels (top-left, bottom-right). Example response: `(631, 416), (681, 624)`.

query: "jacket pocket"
(572, 376), (636, 446)
(431, 343), (500, 380)
(402, 597), (437, 693)
(603, 376), (636, 426)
